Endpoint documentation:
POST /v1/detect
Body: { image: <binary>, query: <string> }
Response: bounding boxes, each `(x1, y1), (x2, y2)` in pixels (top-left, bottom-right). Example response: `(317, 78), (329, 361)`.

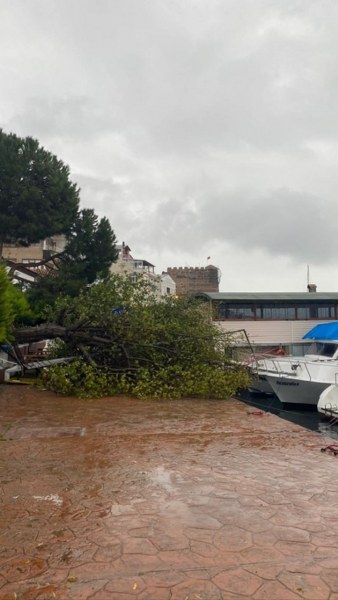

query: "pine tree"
(0, 129), (79, 252)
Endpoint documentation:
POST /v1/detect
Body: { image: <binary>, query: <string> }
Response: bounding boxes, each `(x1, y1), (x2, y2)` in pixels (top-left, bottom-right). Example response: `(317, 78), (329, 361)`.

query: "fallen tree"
(11, 275), (250, 399)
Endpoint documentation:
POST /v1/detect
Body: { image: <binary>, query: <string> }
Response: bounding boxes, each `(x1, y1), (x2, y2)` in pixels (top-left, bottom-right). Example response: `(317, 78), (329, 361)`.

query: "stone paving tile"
(3, 387), (338, 598)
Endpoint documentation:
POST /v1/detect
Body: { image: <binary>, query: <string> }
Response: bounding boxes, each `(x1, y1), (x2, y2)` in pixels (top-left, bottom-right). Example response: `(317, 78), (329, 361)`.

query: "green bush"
(40, 358), (250, 400)
(40, 359), (128, 399)
(131, 364), (250, 399)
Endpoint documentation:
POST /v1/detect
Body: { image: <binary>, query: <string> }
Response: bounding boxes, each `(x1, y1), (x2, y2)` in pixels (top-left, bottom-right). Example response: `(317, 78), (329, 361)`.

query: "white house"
(110, 242), (176, 298)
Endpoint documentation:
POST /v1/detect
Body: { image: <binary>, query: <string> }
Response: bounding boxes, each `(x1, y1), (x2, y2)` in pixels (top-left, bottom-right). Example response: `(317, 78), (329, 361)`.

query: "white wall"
(215, 319), (332, 347)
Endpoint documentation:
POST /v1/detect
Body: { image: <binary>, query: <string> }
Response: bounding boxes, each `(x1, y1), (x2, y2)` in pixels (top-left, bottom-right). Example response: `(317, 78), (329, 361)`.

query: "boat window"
(307, 342), (338, 357)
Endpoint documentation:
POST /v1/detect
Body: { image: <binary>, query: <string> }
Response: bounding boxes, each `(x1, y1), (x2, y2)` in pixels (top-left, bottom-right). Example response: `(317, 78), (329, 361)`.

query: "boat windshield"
(307, 341), (338, 357)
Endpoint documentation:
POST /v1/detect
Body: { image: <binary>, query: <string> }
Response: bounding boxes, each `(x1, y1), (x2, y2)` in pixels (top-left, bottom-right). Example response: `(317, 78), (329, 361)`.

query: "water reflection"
(237, 390), (338, 441)
(318, 421), (338, 441)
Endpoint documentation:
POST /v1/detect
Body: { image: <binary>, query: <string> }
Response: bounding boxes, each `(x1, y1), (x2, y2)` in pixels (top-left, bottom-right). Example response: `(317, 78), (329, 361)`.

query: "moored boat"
(318, 384), (338, 418)
(253, 322), (338, 405)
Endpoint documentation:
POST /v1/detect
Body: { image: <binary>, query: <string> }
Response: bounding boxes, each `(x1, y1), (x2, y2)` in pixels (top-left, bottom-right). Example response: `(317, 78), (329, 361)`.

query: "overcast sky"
(2, 0), (338, 291)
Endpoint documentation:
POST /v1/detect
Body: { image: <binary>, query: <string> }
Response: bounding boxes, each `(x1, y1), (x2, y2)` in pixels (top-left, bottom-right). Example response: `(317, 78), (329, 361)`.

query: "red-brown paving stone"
(90, 592), (136, 600)
(93, 544), (123, 562)
(140, 569), (186, 588)
(320, 557), (338, 568)
(213, 567), (263, 595)
(273, 526), (312, 543)
(3, 387), (338, 598)
(274, 540), (317, 556)
(252, 531), (277, 546)
(1, 556), (48, 582)
(121, 538), (158, 555)
(213, 525), (253, 551)
(253, 580), (302, 599)
(137, 588), (172, 600)
(240, 545), (286, 564)
(149, 531), (189, 551)
(278, 571), (330, 599)
(184, 527), (216, 543)
(312, 533), (338, 547)
(244, 563), (284, 580)
(189, 539), (224, 559)
(321, 572), (338, 593)
(170, 578), (227, 599)
(282, 560), (323, 575)
(315, 546), (338, 559)
(104, 575), (146, 594)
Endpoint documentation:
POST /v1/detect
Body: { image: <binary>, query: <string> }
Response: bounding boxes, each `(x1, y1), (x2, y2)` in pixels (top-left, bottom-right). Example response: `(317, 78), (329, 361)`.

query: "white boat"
(253, 322), (338, 405)
(250, 354), (305, 394)
(317, 384), (338, 418)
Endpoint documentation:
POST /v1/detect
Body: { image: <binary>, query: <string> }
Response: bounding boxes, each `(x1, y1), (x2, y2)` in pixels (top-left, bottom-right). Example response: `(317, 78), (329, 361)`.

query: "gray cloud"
(2, 0), (338, 289)
(137, 187), (336, 263)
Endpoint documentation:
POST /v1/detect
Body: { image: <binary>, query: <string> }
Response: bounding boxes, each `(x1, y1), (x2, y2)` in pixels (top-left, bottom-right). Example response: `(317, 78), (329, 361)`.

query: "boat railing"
(249, 353), (302, 376)
(251, 353), (338, 383)
(322, 403), (338, 424)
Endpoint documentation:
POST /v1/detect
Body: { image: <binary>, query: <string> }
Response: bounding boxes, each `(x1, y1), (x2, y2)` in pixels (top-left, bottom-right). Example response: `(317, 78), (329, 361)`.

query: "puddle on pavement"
(148, 466), (175, 492)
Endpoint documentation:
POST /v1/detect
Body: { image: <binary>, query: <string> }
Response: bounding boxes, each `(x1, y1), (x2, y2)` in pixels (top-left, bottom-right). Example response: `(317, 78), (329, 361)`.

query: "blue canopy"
(303, 322), (338, 341)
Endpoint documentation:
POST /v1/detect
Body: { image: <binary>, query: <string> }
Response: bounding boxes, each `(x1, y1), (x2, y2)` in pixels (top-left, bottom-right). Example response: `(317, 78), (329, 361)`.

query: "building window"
(260, 306), (296, 319)
(216, 303), (255, 319)
(296, 306), (309, 319)
(213, 301), (338, 321)
(317, 306), (336, 319)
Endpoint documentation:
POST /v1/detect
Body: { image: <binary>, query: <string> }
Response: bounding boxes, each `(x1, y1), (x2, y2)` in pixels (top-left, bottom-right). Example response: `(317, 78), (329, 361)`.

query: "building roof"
(193, 292), (338, 302)
(134, 259), (155, 268)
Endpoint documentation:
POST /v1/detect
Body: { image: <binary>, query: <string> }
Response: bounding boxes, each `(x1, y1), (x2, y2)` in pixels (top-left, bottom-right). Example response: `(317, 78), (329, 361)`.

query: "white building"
(110, 243), (176, 297)
(194, 291), (338, 355)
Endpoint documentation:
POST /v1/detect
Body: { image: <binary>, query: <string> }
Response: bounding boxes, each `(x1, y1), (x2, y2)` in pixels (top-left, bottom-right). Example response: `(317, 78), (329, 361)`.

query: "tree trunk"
(13, 324), (67, 343)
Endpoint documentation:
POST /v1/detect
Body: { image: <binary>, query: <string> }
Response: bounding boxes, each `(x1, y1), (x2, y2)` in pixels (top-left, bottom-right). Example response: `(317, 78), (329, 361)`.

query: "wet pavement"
(2, 387), (338, 599)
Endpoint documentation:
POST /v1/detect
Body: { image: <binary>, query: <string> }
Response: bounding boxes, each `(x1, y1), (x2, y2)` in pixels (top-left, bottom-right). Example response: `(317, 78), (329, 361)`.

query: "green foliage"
(40, 358), (126, 399)
(0, 266), (32, 340)
(0, 129), (79, 248)
(66, 209), (118, 283)
(26, 208), (118, 315)
(132, 364), (250, 400)
(7, 283), (33, 326)
(41, 276), (250, 399)
(0, 266), (11, 342)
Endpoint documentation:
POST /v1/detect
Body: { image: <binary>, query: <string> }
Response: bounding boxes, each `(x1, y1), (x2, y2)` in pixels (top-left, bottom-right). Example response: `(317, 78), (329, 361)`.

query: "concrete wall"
(2, 235), (66, 262)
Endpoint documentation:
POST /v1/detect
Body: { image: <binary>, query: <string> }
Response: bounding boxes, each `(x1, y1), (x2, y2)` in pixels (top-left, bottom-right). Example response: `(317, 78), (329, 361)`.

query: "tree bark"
(13, 324), (67, 343)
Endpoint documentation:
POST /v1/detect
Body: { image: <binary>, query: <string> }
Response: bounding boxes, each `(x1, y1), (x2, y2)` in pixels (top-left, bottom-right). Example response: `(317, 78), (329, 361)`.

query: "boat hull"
(266, 376), (328, 405)
(318, 384), (338, 417)
(249, 374), (274, 395)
